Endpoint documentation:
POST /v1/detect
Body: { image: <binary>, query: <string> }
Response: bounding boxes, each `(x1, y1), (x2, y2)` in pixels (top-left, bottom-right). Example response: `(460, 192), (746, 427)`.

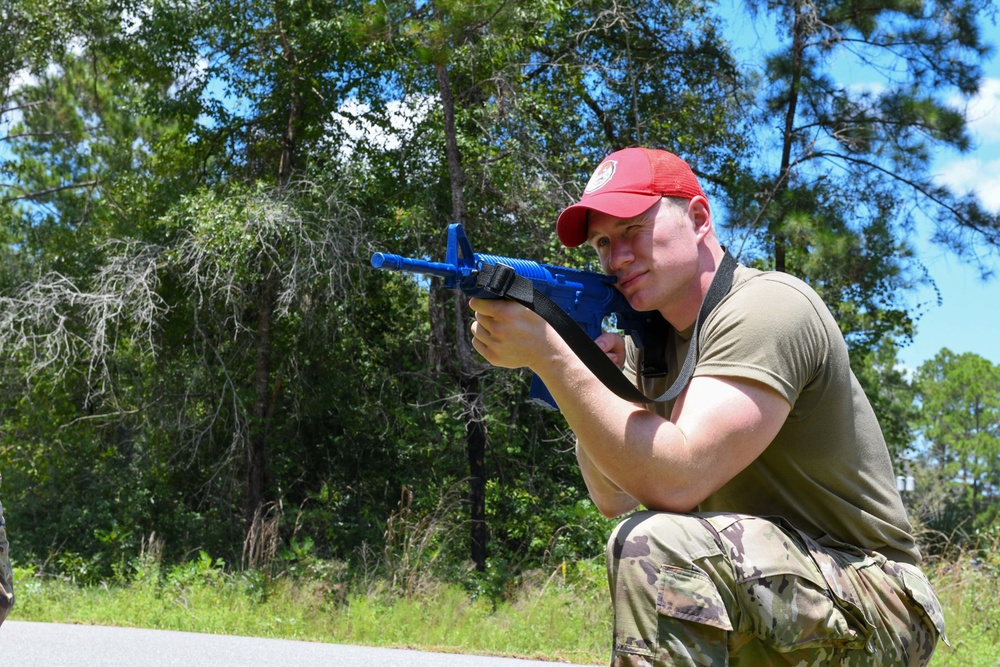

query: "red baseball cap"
(556, 147), (706, 247)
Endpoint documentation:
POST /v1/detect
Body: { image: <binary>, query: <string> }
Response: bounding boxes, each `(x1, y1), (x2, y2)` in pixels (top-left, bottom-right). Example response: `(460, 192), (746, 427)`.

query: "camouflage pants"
(607, 511), (947, 666)
(0, 496), (12, 626)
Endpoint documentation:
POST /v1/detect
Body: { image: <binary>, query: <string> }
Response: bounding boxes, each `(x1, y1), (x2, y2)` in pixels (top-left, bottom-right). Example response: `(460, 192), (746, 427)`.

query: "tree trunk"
(245, 27), (303, 537)
(772, 0), (808, 274)
(462, 372), (488, 570)
(436, 60), (488, 571)
(246, 273), (276, 539)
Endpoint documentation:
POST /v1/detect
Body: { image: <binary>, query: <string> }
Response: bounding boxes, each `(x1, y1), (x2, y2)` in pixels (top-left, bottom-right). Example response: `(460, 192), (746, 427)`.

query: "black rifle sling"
(475, 251), (738, 405)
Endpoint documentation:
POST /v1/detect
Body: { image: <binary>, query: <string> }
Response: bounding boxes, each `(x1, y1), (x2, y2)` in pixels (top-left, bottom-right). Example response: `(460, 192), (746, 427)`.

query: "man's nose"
(607, 241), (633, 272)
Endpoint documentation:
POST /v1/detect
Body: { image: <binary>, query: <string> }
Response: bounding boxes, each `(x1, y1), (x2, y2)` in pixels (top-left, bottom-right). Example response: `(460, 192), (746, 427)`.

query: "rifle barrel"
(370, 253), (460, 280)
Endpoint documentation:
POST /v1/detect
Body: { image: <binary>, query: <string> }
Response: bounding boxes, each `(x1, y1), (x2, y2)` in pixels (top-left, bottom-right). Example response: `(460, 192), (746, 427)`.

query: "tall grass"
(7, 540), (999, 665)
(8, 553), (610, 664)
(926, 537), (1000, 666)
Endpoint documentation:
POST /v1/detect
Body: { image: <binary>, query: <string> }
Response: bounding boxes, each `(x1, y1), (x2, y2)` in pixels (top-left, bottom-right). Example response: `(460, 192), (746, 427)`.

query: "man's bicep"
(670, 375), (791, 503)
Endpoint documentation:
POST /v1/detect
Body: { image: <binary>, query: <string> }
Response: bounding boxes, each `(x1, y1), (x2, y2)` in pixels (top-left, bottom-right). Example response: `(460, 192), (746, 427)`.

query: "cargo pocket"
(899, 564), (949, 646)
(656, 564), (733, 631)
(708, 515), (870, 653)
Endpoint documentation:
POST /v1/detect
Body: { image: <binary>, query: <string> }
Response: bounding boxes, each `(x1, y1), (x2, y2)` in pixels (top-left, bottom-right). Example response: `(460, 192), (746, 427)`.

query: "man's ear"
(687, 196), (712, 240)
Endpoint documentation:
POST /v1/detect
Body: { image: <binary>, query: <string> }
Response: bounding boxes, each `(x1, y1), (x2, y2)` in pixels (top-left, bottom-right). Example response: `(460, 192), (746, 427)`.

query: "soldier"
(0, 474), (12, 627)
(469, 147), (946, 665)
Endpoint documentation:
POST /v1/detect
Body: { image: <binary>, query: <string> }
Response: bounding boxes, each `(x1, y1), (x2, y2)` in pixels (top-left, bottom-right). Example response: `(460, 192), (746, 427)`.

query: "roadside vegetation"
(8, 529), (1000, 666)
(11, 549), (611, 664)
(931, 550), (1000, 666)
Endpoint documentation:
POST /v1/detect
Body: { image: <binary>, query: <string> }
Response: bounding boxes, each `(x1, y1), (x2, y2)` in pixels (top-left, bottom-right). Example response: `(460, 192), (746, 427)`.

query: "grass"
(927, 556), (1000, 667)
(6, 550), (999, 665)
(8, 556), (611, 664)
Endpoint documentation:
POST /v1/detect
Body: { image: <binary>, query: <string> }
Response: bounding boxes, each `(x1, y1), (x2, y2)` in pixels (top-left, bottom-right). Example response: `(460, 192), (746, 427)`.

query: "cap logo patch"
(584, 160), (616, 194)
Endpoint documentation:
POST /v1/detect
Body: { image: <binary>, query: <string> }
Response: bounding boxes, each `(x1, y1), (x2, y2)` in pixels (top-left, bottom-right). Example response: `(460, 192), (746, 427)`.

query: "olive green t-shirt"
(623, 265), (919, 565)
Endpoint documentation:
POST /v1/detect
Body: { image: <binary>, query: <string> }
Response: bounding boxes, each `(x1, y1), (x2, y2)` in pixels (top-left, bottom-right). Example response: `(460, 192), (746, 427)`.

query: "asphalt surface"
(0, 621), (604, 666)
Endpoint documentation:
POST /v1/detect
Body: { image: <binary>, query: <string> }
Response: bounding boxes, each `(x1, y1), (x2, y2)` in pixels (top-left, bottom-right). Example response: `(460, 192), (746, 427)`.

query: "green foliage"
(7, 544), (1000, 667)
(928, 534), (1000, 666)
(11, 547), (610, 664)
(0, 0), (997, 594)
(908, 350), (1000, 548)
(729, 0), (998, 380)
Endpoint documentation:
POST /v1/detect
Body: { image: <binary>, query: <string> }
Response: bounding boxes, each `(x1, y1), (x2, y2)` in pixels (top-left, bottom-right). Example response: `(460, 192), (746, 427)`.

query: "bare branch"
(1, 179), (100, 204)
(0, 239), (166, 392)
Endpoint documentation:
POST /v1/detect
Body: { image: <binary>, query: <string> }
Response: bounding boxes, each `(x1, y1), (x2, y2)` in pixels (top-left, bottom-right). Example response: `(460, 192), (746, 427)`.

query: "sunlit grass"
(8, 548), (998, 665)
(929, 556), (1000, 667)
(9, 557), (610, 664)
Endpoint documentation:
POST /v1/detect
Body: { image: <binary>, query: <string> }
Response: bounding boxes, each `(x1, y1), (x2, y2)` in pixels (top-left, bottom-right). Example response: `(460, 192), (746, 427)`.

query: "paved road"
(0, 621), (603, 666)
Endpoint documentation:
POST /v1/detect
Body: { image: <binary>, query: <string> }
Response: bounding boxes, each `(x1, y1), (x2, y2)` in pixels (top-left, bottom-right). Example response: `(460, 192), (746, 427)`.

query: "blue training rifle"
(371, 223), (659, 409)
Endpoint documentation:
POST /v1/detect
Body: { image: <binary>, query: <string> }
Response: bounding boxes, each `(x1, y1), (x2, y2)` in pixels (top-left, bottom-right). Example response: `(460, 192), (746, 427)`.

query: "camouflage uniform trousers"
(607, 511), (947, 667)
(0, 494), (12, 627)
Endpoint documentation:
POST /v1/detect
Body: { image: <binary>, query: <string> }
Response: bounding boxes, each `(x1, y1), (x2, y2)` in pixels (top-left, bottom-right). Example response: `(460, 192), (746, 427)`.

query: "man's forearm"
(576, 439), (639, 518)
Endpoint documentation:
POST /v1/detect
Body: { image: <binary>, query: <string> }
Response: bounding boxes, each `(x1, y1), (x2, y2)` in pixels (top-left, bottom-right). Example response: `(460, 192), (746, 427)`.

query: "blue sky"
(903, 222), (1000, 369)
(719, 4), (1000, 371)
(904, 64), (1000, 369)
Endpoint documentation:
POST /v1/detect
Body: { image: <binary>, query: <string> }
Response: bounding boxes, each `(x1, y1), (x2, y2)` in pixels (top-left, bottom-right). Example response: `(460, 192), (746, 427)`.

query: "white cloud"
(934, 77), (1000, 213)
(936, 156), (1000, 212)
(845, 80), (886, 97)
(963, 77), (1000, 143)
